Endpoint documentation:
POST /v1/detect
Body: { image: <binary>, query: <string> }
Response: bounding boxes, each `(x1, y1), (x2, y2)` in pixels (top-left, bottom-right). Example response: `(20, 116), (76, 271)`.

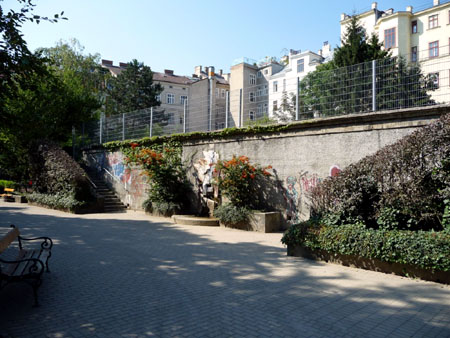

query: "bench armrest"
(18, 236), (53, 251)
(0, 257), (45, 276)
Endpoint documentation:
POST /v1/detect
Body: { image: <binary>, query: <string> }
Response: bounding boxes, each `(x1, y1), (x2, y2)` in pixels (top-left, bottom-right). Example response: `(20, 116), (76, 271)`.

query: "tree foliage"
(106, 59), (163, 115)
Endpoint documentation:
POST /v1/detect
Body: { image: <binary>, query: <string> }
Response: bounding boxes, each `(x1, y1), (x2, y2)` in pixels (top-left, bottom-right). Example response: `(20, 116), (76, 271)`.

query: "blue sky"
(4, 0), (442, 75)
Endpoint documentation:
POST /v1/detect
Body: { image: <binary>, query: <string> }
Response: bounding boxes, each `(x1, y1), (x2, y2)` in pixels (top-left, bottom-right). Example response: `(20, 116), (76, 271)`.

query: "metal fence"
(77, 45), (450, 146)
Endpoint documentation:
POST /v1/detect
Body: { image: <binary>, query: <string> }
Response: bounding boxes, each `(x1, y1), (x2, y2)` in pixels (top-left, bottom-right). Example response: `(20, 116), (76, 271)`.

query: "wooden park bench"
(0, 225), (53, 307)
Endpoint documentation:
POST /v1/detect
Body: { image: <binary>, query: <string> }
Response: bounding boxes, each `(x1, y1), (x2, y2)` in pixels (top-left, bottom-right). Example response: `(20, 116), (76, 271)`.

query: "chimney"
(194, 65), (202, 76)
(218, 69), (223, 76)
(340, 13), (346, 21)
(204, 66), (209, 76)
(371, 2), (377, 9)
(208, 66), (215, 78)
(406, 6), (413, 12)
(102, 59), (113, 66)
(119, 62), (128, 68)
(164, 69), (174, 76)
(318, 49), (322, 56)
(433, 0), (439, 6)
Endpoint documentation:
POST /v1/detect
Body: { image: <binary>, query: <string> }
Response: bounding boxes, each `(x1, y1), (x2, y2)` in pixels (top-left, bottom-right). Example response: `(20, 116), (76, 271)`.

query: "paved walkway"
(0, 201), (449, 338)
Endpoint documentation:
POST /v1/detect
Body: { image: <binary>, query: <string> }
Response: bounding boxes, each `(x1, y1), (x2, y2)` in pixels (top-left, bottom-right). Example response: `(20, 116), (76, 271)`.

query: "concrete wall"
(85, 106), (449, 227)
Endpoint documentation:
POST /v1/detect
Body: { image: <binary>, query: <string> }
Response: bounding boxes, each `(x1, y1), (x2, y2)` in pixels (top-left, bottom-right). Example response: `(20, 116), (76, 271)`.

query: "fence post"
(149, 107), (153, 138)
(99, 113), (103, 144)
(183, 100), (187, 133)
(225, 91), (229, 128)
(296, 77), (300, 120)
(209, 79), (213, 131)
(372, 59), (376, 112)
(239, 88), (242, 128)
(122, 113), (125, 141)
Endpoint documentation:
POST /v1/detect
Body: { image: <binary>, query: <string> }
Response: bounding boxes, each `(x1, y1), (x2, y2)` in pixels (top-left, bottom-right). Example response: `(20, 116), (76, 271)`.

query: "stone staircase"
(84, 168), (127, 213)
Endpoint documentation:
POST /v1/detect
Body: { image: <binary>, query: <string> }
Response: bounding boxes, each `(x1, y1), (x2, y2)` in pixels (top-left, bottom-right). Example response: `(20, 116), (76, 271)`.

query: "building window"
(411, 20), (418, 34)
(297, 59), (304, 73)
(411, 46), (418, 62)
(264, 85), (268, 95)
(264, 69), (268, 75)
(264, 103), (268, 114)
(168, 112), (175, 124)
(256, 87), (262, 97)
(180, 95), (188, 105)
(257, 71), (262, 78)
(179, 117), (183, 124)
(216, 88), (220, 98)
(384, 27), (396, 48)
(429, 72), (439, 88)
(156, 94), (161, 102)
(429, 14), (438, 29)
(250, 74), (256, 85)
(257, 104), (263, 116)
(273, 100), (277, 112)
(273, 81), (278, 93)
(221, 89), (225, 98)
(167, 93), (175, 104)
(249, 111), (255, 121)
(429, 41), (439, 58)
(249, 92), (255, 102)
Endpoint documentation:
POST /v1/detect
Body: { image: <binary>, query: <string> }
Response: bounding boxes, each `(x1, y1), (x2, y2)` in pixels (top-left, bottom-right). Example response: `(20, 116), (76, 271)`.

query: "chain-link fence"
(76, 46), (450, 147)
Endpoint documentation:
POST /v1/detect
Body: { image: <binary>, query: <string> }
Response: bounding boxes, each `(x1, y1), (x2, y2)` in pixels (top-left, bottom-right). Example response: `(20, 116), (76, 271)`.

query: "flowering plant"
(125, 144), (188, 214)
(214, 155), (271, 207)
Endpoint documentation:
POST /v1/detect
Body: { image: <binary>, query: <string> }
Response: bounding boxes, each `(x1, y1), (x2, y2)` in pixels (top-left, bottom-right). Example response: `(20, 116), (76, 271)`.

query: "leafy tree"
(333, 16), (390, 68)
(273, 91), (296, 122)
(106, 59), (163, 115)
(38, 38), (109, 112)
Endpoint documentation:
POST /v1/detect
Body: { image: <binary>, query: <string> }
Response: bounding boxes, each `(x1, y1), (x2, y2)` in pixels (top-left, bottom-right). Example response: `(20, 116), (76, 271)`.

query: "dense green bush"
(312, 114), (450, 231)
(214, 203), (251, 224)
(282, 222), (450, 271)
(28, 140), (94, 210)
(27, 192), (83, 210)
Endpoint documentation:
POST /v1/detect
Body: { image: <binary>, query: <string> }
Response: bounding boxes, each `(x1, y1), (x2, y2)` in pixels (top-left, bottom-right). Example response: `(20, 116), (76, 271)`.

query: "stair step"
(172, 215), (220, 227)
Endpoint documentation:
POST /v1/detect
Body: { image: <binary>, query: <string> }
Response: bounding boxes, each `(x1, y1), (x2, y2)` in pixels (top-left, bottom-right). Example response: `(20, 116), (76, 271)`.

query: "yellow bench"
(1, 188), (15, 202)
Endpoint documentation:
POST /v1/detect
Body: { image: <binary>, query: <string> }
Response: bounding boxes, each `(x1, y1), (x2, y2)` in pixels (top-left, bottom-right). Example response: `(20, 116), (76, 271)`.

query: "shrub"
(27, 192), (83, 210)
(28, 140), (94, 210)
(126, 143), (189, 215)
(214, 203), (251, 224)
(213, 155), (271, 208)
(311, 114), (450, 230)
(281, 222), (450, 271)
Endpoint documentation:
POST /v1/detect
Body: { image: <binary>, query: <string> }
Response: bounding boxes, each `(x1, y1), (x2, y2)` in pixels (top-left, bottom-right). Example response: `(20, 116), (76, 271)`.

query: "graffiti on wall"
(281, 165), (341, 223)
(193, 150), (219, 197)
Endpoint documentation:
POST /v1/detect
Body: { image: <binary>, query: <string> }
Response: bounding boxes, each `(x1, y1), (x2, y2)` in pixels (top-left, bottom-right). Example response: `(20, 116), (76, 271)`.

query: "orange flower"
(130, 142), (139, 149)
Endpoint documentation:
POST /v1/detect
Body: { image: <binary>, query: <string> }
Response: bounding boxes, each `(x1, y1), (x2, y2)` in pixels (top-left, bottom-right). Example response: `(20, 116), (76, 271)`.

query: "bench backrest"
(4, 188), (14, 193)
(0, 227), (20, 254)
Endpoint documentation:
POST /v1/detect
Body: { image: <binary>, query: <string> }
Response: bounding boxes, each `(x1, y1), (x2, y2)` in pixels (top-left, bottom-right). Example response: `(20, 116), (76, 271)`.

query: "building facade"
(340, 0), (450, 103)
(268, 43), (332, 120)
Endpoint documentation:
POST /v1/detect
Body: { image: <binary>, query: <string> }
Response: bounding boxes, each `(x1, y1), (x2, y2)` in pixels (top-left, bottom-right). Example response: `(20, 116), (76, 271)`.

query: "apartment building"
(229, 58), (283, 126)
(101, 60), (192, 133)
(340, 0), (450, 103)
(189, 66), (230, 132)
(268, 43), (333, 119)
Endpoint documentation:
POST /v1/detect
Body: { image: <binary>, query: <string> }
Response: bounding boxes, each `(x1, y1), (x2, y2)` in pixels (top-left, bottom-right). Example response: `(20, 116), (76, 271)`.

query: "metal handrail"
(87, 153), (129, 193)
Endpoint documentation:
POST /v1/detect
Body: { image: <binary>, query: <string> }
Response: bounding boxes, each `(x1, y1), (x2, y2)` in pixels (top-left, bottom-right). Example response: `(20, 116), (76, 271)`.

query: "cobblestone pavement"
(0, 202), (449, 338)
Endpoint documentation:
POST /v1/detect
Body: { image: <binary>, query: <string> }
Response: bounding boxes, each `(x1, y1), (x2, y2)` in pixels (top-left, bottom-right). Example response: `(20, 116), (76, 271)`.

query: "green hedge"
(282, 222), (450, 271)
